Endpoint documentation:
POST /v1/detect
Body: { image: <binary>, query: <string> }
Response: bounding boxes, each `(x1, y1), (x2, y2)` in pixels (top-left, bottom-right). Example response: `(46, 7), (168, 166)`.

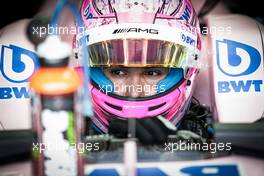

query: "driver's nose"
(125, 74), (145, 98)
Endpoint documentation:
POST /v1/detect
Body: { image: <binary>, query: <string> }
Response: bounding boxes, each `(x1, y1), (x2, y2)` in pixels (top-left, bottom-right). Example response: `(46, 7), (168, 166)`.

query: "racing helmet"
(74, 0), (201, 133)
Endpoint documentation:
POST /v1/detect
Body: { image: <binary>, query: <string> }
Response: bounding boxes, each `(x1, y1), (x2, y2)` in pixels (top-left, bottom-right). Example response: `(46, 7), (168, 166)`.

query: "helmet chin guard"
(76, 67), (198, 133)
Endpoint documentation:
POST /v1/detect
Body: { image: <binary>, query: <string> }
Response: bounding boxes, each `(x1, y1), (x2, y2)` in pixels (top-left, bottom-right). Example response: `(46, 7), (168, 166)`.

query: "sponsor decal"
(180, 5), (191, 22)
(0, 45), (38, 99)
(181, 33), (195, 46)
(216, 39), (262, 93)
(87, 165), (240, 176)
(83, 4), (93, 19)
(113, 28), (159, 34)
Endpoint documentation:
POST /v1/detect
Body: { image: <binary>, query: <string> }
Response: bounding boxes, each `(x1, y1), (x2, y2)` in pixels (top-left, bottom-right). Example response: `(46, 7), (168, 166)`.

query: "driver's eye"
(144, 70), (162, 76)
(110, 69), (127, 76)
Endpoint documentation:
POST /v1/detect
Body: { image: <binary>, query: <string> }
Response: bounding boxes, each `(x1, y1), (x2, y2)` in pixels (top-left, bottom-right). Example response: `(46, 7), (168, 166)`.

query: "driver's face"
(103, 67), (168, 97)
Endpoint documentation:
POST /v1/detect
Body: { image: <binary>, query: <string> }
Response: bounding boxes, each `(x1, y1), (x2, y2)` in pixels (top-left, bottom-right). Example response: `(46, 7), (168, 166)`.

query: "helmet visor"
(88, 39), (192, 68)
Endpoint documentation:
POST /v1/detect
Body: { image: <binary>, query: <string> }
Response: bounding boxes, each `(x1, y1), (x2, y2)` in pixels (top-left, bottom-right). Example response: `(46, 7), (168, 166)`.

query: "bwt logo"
(181, 33), (195, 46)
(83, 4), (93, 19)
(216, 39), (263, 93)
(0, 45), (38, 83)
(0, 45), (38, 99)
(216, 39), (261, 76)
(180, 5), (191, 22)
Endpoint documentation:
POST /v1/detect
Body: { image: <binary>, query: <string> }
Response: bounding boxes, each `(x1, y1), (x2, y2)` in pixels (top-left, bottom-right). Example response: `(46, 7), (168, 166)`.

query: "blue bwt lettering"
(218, 80), (263, 93)
(0, 87), (30, 99)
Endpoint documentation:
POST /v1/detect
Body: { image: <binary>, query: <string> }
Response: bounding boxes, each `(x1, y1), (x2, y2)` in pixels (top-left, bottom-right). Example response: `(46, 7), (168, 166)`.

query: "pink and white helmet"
(75, 0), (201, 133)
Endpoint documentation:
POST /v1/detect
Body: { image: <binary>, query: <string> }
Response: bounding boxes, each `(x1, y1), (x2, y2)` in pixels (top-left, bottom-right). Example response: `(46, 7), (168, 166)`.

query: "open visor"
(88, 39), (197, 68)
